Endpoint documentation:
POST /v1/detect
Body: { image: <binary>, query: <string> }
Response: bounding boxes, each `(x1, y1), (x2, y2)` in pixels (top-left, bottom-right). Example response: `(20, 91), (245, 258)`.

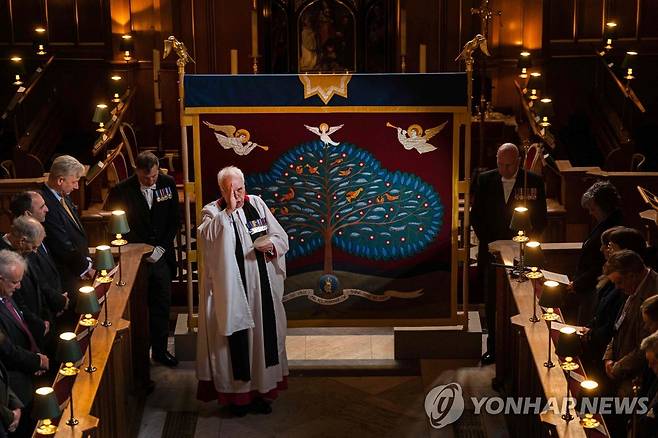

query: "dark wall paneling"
(47, 0), (77, 43)
(639, 0), (658, 38)
(611, 0), (638, 38)
(0, 0), (13, 44)
(11, 0), (43, 43)
(577, 0), (603, 39)
(77, 0), (104, 43)
(548, 0), (574, 41)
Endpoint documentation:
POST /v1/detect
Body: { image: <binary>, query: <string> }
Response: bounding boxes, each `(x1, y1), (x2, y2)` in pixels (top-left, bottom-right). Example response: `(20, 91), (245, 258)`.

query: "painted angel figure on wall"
(386, 121), (448, 154)
(203, 121), (269, 156)
(304, 123), (343, 146)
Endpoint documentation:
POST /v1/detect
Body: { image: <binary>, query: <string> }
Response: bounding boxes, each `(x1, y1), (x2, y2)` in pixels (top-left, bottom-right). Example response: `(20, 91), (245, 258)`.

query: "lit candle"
(419, 44), (427, 72)
(230, 49), (238, 74)
(400, 9), (407, 56)
(251, 10), (259, 57)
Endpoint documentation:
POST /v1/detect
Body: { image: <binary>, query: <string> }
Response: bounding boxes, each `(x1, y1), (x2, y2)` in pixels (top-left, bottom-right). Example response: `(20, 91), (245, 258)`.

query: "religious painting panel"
(185, 73), (468, 326)
(298, 0), (356, 72)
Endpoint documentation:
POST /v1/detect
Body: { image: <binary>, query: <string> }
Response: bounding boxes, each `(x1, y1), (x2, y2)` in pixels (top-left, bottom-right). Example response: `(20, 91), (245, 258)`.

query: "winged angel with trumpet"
(203, 122), (269, 156)
(386, 121), (448, 154)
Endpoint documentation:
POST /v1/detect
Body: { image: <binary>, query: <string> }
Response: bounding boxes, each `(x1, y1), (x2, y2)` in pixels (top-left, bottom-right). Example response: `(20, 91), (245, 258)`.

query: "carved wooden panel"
(47, 0), (77, 42)
(548, 0), (575, 41)
(576, 0), (604, 40)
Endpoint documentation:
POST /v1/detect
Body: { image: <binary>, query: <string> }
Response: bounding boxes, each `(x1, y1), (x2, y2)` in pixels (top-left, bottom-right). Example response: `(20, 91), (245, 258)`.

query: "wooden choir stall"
(33, 244), (152, 438)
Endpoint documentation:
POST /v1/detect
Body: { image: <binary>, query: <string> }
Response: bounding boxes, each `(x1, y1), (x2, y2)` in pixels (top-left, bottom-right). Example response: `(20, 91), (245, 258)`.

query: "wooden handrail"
(597, 53), (645, 113)
(91, 88), (136, 157)
(1, 55), (55, 122)
(513, 79), (556, 150)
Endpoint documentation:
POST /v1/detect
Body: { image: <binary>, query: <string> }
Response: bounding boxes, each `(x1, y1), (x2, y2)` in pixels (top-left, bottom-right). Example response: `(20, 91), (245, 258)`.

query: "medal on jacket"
(514, 187), (537, 201)
(246, 217), (268, 235)
(156, 187), (173, 203)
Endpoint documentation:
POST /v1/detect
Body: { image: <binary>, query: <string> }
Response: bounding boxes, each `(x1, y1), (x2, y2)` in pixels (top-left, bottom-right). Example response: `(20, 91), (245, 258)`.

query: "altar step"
(174, 312), (483, 368)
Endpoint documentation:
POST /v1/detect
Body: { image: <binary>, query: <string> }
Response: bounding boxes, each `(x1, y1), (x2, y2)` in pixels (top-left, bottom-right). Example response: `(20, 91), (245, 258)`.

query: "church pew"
(35, 243), (152, 438)
(490, 240), (609, 438)
(555, 161), (658, 242)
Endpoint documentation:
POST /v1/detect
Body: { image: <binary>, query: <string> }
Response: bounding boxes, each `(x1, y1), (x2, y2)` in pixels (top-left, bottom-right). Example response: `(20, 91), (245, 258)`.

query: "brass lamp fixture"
(95, 245), (115, 327)
(517, 51), (532, 79)
(556, 326), (582, 371)
(33, 386), (61, 434)
(95, 245), (115, 284)
(120, 34), (134, 61)
(110, 74), (123, 103)
(525, 72), (542, 101)
(55, 332), (83, 426)
(10, 56), (25, 86)
(578, 380), (600, 428)
(557, 329), (585, 423)
(538, 280), (564, 369)
(524, 240), (545, 322)
(76, 286), (100, 373)
(510, 206), (532, 281)
(109, 210), (130, 287)
(603, 22), (617, 51)
(34, 26), (48, 56)
(535, 98), (554, 128)
(92, 103), (110, 132)
(56, 332), (83, 376)
(622, 51), (638, 81)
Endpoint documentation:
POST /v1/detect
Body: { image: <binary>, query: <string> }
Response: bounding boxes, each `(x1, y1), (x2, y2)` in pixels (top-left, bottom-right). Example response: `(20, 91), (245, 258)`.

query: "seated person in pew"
(603, 250), (658, 397)
(638, 331), (658, 438)
(0, 250), (50, 436)
(0, 217), (50, 346)
(568, 180), (623, 325)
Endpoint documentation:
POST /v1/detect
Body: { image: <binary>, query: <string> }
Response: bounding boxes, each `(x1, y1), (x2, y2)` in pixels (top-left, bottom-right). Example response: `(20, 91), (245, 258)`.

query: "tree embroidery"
(247, 140), (444, 274)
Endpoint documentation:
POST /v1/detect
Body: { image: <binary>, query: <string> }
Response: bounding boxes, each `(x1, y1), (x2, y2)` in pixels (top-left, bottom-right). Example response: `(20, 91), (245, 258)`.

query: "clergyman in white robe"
(196, 194), (289, 406)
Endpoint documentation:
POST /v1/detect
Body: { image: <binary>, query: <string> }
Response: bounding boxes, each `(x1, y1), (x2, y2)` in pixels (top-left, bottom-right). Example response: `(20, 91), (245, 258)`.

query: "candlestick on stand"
(251, 56), (260, 74)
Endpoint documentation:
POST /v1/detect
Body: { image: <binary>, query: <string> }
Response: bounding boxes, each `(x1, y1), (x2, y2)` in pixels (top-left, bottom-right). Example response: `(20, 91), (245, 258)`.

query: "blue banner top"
(184, 73), (467, 108)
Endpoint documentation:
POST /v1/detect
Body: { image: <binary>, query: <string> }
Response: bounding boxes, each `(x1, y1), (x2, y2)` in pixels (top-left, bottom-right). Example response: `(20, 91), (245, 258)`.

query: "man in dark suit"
(0, 250), (49, 435)
(40, 155), (95, 309)
(0, 217), (50, 343)
(471, 143), (547, 365)
(9, 192), (69, 324)
(603, 250), (658, 396)
(107, 151), (180, 367)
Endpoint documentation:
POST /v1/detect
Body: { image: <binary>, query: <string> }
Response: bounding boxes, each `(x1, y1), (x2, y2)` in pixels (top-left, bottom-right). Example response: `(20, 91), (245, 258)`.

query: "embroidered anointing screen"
(185, 73), (469, 326)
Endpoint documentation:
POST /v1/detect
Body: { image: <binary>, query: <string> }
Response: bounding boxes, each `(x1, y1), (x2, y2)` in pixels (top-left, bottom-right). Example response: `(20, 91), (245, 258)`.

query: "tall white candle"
(230, 49), (238, 74)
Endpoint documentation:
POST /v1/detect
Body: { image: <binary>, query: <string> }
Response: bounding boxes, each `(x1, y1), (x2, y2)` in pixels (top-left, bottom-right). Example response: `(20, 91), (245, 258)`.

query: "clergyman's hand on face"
(226, 183), (239, 213)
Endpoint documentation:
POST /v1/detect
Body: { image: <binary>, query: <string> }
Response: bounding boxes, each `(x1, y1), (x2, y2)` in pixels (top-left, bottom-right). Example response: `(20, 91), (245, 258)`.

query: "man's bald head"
(496, 143), (520, 179)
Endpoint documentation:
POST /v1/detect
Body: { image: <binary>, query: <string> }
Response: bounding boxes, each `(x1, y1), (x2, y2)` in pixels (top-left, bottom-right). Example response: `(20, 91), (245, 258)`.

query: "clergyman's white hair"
(217, 166), (245, 188)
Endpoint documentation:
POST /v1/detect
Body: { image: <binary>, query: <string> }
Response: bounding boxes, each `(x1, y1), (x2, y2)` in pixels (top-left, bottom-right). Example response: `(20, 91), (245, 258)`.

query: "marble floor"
(137, 334), (509, 438)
